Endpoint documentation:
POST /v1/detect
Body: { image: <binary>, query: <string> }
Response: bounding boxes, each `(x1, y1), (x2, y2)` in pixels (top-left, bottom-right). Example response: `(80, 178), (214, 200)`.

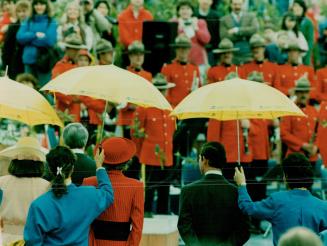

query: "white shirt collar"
(71, 149), (84, 154)
(205, 169), (222, 176)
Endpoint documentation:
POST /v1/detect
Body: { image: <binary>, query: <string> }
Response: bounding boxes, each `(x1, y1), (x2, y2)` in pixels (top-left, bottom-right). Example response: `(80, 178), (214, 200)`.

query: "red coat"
(317, 101), (327, 167)
(117, 67), (152, 126)
(207, 64), (238, 83)
(118, 5), (153, 48)
(80, 96), (106, 125)
(131, 107), (175, 167)
(52, 56), (78, 120)
(174, 18), (211, 65)
(277, 63), (316, 98)
(207, 120), (253, 163)
(83, 170), (144, 246)
(161, 60), (200, 107)
(316, 67), (327, 102)
(240, 61), (280, 88)
(280, 105), (319, 162)
(249, 119), (270, 160)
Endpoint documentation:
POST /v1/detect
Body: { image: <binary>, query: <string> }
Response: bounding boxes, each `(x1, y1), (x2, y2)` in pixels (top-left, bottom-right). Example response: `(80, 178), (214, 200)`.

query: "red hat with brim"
(96, 137), (136, 165)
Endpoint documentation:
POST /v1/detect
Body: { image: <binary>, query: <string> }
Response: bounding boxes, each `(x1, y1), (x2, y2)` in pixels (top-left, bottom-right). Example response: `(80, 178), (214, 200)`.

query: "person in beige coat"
(0, 137), (50, 244)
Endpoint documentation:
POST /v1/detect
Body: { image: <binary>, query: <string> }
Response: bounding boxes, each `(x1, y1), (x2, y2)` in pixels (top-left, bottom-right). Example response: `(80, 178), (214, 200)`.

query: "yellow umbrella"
(0, 76), (63, 127)
(171, 78), (305, 164)
(41, 64), (172, 110)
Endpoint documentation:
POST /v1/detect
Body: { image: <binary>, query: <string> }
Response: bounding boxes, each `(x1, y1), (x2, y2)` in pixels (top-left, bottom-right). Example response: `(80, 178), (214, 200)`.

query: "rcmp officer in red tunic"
(277, 40), (316, 100)
(240, 34), (280, 88)
(207, 38), (239, 83)
(161, 35), (204, 169)
(280, 75), (319, 166)
(116, 41), (152, 138)
(131, 74), (176, 216)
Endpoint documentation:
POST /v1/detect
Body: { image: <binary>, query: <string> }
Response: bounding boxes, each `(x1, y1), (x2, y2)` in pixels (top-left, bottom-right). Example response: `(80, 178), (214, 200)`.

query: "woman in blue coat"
(24, 146), (114, 246)
(16, 0), (57, 87)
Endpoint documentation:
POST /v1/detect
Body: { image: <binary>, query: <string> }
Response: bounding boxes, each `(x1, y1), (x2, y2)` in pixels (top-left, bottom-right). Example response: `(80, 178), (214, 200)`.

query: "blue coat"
(16, 15), (57, 65)
(24, 168), (114, 246)
(238, 186), (327, 245)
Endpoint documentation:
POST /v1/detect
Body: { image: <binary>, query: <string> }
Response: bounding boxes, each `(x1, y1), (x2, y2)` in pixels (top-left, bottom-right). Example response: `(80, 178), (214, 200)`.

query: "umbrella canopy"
(0, 77), (63, 127)
(41, 64), (172, 110)
(171, 78), (305, 120)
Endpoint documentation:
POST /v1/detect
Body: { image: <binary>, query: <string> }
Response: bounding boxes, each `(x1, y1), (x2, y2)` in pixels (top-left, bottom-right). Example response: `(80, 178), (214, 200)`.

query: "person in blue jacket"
(234, 153), (327, 246)
(16, 0), (57, 87)
(24, 146), (114, 246)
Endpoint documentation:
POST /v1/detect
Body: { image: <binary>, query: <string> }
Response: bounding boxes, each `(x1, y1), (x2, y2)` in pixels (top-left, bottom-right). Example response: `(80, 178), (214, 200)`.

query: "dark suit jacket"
(219, 12), (259, 42)
(72, 153), (96, 186)
(178, 174), (250, 246)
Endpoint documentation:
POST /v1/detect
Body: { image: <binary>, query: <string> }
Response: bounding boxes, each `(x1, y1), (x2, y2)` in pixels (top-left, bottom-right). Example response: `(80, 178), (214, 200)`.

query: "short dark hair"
(282, 153), (314, 189)
(8, 159), (44, 178)
(176, 0), (194, 14)
(281, 12), (300, 37)
(46, 146), (76, 198)
(31, 0), (52, 19)
(200, 142), (226, 169)
(94, 0), (110, 12)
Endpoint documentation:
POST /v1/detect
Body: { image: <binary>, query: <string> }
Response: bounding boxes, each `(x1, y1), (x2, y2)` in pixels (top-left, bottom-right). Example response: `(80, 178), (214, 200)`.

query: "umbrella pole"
(97, 100), (109, 144)
(237, 120), (241, 166)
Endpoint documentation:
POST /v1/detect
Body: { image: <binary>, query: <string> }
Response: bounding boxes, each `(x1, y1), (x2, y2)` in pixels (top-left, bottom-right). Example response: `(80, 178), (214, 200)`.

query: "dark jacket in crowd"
(71, 152), (96, 186)
(194, 8), (220, 51)
(178, 173), (250, 246)
(2, 21), (24, 79)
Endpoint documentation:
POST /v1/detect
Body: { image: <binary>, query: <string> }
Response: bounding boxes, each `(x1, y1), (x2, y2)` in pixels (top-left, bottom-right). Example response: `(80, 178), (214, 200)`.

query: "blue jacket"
(16, 15), (57, 65)
(238, 186), (327, 245)
(24, 168), (114, 246)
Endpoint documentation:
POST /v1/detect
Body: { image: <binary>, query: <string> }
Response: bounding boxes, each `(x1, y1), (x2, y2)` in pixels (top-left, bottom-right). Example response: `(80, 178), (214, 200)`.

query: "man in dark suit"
(219, 0), (259, 65)
(63, 123), (96, 185)
(178, 142), (250, 246)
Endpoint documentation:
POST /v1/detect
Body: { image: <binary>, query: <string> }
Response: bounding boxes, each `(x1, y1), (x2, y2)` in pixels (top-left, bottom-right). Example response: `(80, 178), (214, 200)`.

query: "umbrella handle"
(97, 101), (109, 144)
(237, 119), (241, 167)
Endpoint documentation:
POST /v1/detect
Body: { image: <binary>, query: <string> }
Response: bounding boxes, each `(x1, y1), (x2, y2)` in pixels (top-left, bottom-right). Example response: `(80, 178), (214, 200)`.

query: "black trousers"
(144, 166), (172, 214)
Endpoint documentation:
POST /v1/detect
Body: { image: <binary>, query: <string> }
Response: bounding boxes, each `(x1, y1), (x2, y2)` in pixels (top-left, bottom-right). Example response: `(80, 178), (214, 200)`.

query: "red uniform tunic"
(52, 56), (79, 121)
(207, 64), (237, 83)
(161, 60), (200, 107)
(131, 107), (175, 166)
(240, 61), (280, 88)
(83, 170), (144, 246)
(118, 5), (153, 48)
(117, 67), (152, 126)
(280, 105), (319, 162)
(249, 119), (270, 160)
(316, 67), (327, 102)
(317, 101), (327, 167)
(278, 63), (316, 98)
(207, 120), (253, 163)
(80, 96), (106, 125)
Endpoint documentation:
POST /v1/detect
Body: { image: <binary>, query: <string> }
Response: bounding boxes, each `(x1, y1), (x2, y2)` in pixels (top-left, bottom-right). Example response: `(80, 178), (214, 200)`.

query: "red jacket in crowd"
(207, 64), (238, 83)
(116, 66), (152, 126)
(83, 170), (144, 246)
(277, 63), (316, 99)
(316, 67), (327, 102)
(240, 61), (280, 88)
(131, 107), (175, 167)
(280, 105), (319, 162)
(118, 5), (153, 48)
(161, 60), (200, 107)
(207, 120), (253, 163)
(318, 101), (327, 167)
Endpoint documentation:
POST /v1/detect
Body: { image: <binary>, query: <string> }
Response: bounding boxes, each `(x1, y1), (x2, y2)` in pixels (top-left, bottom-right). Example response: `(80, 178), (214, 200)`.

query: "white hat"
(0, 137), (48, 162)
